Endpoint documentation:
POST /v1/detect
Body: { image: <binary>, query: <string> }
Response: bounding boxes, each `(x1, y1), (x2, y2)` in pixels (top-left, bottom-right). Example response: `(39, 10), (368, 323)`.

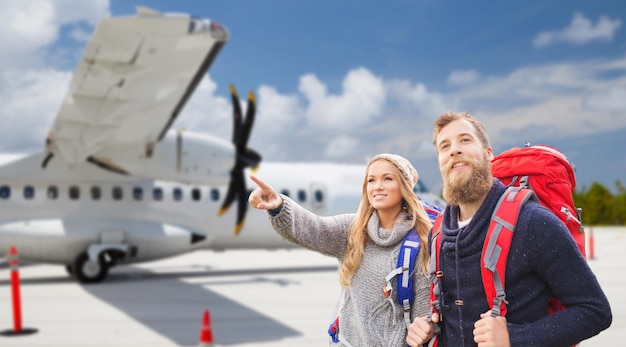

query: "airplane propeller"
(218, 84), (262, 235)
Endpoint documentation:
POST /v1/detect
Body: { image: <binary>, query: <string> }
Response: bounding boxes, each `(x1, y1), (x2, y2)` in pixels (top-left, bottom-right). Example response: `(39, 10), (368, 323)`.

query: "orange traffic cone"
(198, 309), (214, 347)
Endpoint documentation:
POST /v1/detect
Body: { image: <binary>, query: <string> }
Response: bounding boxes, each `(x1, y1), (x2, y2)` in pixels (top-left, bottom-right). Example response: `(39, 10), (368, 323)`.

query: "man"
(406, 112), (612, 347)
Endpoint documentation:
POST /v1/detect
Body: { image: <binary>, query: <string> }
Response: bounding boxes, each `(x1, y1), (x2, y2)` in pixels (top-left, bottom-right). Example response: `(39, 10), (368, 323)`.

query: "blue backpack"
(328, 200), (441, 344)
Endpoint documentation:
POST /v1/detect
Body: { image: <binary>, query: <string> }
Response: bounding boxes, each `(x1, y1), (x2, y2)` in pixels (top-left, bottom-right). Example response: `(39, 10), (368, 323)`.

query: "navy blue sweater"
(433, 180), (611, 347)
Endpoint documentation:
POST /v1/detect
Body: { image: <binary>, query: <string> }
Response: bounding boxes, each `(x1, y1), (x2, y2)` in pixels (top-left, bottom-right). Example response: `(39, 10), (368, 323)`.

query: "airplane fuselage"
(0, 140), (383, 257)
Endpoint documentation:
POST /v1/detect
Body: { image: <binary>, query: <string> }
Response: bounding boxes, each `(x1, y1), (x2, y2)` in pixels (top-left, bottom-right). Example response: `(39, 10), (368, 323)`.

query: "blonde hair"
(337, 157), (433, 287)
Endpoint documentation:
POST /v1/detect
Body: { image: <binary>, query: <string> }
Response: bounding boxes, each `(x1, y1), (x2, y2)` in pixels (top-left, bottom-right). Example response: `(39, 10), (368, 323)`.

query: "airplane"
(0, 7), (445, 284)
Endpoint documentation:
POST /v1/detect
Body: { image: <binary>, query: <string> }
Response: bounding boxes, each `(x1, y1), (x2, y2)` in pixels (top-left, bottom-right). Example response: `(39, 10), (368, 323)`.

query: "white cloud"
(69, 27), (94, 42)
(533, 12), (622, 48)
(0, 1), (57, 52)
(583, 86), (626, 112)
(0, 0), (109, 69)
(0, 69), (71, 152)
(255, 85), (302, 136)
(52, 0), (110, 24)
(173, 56), (626, 166)
(172, 76), (231, 140)
(448, 70), (480, 85)
(533, 32), (554, 48)
(324, 136), (359, 159)
(447, 56), (626, 144)
(386, 79), (450, 117)
(299, 67), (386, 130)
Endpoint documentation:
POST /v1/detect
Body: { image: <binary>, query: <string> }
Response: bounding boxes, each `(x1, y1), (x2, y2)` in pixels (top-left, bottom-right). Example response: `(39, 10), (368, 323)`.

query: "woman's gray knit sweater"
(268, 195), (430, 347)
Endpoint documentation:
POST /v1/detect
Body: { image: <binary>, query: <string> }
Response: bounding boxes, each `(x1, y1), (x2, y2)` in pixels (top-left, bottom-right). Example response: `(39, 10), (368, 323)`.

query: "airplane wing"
(46, 7), (229, 166)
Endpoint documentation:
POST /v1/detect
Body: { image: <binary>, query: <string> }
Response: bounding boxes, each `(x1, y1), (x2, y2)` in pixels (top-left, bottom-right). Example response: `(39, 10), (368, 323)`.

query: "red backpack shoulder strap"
(481, 186), (535, 317)
(430, 213), (444, 281)
(429, 213), (444, 324)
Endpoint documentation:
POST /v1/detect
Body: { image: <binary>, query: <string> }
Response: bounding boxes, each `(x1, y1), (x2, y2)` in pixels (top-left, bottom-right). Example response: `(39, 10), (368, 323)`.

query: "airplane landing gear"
(72, 251), (109, 284)
(69, 243), (128, 283)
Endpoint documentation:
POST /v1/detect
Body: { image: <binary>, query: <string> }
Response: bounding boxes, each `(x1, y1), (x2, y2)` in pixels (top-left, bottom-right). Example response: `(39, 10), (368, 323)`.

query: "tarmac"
(0, 226), (624, 347)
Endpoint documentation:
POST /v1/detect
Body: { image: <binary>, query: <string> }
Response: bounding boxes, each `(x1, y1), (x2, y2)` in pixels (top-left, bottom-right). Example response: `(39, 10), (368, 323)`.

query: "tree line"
(574, 180), (626, 226)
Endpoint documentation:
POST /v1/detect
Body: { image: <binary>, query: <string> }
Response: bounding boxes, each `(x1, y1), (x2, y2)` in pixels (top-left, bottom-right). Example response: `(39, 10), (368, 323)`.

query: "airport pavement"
(0, 226), (624, 347)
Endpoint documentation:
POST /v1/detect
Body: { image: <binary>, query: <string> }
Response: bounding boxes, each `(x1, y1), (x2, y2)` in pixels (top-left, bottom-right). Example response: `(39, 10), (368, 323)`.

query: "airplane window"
(173, 187), (183, 201)
(23, 186), (35, 199)
(210, 188), (219, 201)
(315, 190), (324, 203)
(112, 187), (123, 200)
(0, 185), (10, 199)
(91, 186), (101, 200)
(153, 187), (163, 201)
(69, 186), (80, 200)
(133, 187), (143, 201)
(297, 190), (306, 202)
(280, 189), (290, 197)
(192, 188), (201, 201)
(47, 186), (58, 199)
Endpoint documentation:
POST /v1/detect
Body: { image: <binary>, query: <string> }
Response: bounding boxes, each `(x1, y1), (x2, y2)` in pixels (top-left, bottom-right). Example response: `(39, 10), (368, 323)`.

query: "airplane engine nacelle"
(90, 130), (235, 186)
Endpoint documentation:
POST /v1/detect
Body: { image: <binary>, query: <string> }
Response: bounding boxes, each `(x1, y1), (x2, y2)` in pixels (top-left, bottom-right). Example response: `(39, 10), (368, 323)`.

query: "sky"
(0, 0), (625, 195)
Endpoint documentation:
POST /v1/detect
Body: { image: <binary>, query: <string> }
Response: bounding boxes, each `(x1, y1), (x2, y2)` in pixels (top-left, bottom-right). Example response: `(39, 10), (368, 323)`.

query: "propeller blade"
(229, 84), (243, 144)
(233, 169), (247, 236)
(217, 167), (248, 235)
(217, 172), (237, 216)
(239, 90), (256, 150)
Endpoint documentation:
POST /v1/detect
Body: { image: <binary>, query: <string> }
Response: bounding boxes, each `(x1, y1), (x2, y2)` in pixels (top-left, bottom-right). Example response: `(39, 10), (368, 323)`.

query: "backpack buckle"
(491, 293), (508, 317)
(383, 283), (392, 298)
(402, 298), (411, 312)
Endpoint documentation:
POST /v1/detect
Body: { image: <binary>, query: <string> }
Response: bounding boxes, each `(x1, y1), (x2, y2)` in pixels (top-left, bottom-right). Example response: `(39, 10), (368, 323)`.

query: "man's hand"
(473, 310), (510, 347)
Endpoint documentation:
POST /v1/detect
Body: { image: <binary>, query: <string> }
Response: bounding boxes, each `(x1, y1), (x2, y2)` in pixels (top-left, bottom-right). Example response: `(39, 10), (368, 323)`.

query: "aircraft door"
(309, 182), (327, 213)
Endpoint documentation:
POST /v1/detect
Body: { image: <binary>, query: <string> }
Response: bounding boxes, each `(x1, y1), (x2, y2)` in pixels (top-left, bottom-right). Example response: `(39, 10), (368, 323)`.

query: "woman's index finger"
(249, 175), (271, 190)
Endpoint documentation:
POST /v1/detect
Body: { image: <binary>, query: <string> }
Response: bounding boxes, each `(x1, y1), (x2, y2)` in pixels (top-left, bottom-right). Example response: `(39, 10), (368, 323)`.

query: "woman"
(248, 153), (437, 346)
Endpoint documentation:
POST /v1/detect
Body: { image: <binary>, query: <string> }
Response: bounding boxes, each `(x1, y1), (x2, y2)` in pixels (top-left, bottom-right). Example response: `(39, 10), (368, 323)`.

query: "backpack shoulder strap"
(427, 213), (444, 344)
(481, 186), (535, 317)
(429, 215), (444, 311)
(383, 229), (420, 330)
(427, 203), (444, 306)
(396, 229), (420, 307)
(430, 214), (444, 289)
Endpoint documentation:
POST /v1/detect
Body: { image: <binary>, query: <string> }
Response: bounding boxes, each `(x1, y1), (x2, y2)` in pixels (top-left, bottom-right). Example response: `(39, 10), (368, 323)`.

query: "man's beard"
(441, 153), (493, 205)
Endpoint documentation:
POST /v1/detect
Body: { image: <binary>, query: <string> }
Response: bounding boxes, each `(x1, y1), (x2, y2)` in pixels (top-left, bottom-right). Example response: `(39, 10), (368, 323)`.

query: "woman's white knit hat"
(368, 153), (418, 188)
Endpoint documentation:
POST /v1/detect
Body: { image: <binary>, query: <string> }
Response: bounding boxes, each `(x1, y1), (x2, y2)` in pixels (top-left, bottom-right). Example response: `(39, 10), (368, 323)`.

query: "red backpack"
(430, 144), (584, 324)
(492, 145), (584, 256)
